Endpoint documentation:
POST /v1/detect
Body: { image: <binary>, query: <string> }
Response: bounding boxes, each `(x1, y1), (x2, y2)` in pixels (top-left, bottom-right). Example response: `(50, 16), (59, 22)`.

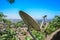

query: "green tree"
(15, 21), (24, 28)
(52, 16), (60, 28)
(0, 12), (7, 22)
(0, 12), (12, 27)
(3, 19), (12, 27)
(46, 15), (60, 34)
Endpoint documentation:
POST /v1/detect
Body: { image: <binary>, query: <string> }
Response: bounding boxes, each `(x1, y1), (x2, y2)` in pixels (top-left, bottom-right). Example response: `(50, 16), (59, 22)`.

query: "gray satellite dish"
(19, 11), (40, 31)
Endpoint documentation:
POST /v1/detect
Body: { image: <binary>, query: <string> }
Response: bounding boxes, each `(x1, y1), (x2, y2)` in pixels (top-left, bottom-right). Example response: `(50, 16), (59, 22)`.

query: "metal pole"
(27, 27), (36, 40)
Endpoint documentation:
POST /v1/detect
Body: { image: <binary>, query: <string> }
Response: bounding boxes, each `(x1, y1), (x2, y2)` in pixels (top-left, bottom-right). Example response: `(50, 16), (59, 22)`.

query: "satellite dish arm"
(27, 26), (36, 40)
(40, 20), (44, 29)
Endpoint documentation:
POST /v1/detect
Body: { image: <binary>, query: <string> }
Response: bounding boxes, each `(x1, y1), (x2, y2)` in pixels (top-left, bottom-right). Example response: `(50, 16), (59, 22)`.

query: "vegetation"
(0, 12), (60, 40)
(25, 15), (60, 40)
(14, 21), (24, 28)
(0, 13), (19, 40)
(46, 16), (60, 34)
(31, 30), (45, 40)
(0, 12), (7, 22)
(1, 0), (59, 40)
(0, 27), (19, 40)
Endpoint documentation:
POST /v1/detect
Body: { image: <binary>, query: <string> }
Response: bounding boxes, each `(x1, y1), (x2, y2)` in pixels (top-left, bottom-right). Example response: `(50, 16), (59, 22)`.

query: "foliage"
(31, 30), (45, 40)
(46, 16), (60, 34)
(25, 36), (32, 40)
(52, 16), (60, 28)
(21, 31), (26, 35)
(0, 12), (12, 27)
(0, 13), (19, 40)
(0, 12), (6, 17)
(0, 27), (19, 40)
(0, 12), (6, 21)
(46, 24), (57, 34)
(15, 21), (24, 28)
(0, 12), (60, 40)
(3, 19), (12, 27)
(26, 15), (60, 40)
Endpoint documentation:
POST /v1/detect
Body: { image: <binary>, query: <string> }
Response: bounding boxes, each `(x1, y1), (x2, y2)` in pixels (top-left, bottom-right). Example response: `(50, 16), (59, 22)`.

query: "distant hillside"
(9, 19), (21, 23)
(9, 19), (52, 23)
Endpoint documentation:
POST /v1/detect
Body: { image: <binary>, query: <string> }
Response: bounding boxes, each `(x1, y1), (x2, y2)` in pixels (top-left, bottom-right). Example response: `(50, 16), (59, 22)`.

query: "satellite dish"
(19, 11), (40, 31)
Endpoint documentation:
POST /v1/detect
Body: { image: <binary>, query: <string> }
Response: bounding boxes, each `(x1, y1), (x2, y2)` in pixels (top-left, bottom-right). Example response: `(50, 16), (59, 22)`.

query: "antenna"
(19, 10), (50, 40)
(19, 11), (41, 40)
(19, 11), (40, 31)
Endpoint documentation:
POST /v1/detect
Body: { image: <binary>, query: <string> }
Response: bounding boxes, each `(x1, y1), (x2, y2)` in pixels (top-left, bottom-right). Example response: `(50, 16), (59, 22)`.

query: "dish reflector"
(19, 11), (40, 31)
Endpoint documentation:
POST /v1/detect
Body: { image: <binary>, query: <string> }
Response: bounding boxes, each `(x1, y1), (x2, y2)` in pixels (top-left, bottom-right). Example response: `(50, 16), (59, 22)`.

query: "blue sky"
(0, 0), (60, 19)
